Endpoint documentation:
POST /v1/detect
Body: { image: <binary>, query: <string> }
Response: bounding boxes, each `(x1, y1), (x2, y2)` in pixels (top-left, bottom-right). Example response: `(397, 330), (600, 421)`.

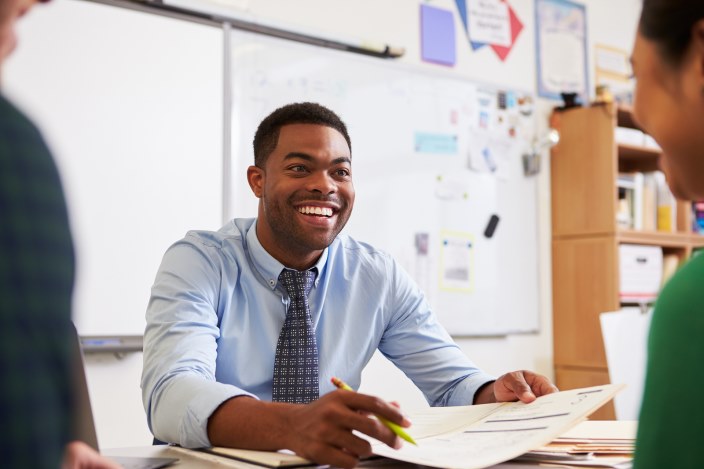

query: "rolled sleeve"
(436, 374), (496, 407)
(152, 375), (256, 448)
(142, 236), (254, 447)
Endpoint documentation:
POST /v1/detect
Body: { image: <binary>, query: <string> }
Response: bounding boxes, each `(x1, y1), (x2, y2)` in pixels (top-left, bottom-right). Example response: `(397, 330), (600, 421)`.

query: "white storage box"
(615, 126), (645, 147)
(619, 244), (663, 302)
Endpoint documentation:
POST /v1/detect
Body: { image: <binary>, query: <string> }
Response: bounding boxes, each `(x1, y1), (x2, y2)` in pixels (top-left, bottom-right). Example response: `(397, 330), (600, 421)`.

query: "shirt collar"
(246, 219), (329, 290)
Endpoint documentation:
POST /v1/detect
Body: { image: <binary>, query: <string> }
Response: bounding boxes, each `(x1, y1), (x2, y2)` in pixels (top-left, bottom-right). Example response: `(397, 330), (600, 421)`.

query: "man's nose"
(308, 171), (336, 194)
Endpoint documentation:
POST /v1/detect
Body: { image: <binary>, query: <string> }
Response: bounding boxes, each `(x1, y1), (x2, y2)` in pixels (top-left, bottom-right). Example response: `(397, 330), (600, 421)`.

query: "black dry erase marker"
(484, 214), (500, 238)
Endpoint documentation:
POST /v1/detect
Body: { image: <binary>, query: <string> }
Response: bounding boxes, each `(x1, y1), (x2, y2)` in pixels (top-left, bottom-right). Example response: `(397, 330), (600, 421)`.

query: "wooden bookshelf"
(550, 103), (704, 419)
(616, 229), (691, 247)
(617, 144), (660, 172)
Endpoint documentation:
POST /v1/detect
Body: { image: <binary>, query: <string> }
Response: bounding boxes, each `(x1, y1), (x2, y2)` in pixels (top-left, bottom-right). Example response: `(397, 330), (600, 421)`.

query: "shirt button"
(269, 279), (275, 287)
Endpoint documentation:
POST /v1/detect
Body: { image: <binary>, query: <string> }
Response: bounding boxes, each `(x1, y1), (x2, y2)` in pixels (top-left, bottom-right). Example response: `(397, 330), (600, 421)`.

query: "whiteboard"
(4, 0), (223, 335)
(5, 0), (540, 336)
(226, 29), (540, 335)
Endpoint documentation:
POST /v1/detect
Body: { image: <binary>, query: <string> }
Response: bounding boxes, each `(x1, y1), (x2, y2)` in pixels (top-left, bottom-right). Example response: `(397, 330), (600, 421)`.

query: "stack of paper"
(514, 420), (636, 468)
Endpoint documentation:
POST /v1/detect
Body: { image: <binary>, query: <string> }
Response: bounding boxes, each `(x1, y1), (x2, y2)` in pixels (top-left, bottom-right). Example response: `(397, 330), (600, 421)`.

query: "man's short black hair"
(252, 102), (352, 168)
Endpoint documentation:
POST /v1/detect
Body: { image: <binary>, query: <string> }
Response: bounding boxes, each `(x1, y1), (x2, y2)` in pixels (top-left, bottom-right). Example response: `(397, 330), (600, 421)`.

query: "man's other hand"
(474, 370), (559, 404)
(494, 370), (559, 403)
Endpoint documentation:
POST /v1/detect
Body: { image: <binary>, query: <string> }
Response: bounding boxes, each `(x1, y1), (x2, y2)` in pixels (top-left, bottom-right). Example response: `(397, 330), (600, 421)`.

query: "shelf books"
(654, 172), (675, 232)
(617, 170), (676, 232)
(661, 253), (680, 287)
(617, 173), (641, 229)
(693, 201), (704, 234)
(642, 172), (657, 231)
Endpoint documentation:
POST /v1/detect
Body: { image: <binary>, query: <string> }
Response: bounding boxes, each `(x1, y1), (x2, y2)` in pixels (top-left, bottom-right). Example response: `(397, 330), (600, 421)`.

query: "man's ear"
(247, 165), (264, 198)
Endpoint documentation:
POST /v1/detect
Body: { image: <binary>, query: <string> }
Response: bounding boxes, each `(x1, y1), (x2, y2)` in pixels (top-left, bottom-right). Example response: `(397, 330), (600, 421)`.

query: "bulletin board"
(227, 29), (540, 335)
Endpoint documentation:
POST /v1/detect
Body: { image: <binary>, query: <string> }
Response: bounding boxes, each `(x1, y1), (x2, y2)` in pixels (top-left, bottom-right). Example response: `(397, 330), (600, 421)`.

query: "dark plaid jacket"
(0, 93), (75, 468)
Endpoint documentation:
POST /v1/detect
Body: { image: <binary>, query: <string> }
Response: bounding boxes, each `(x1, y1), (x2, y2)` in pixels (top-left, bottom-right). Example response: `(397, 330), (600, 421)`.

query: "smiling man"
(248, 121), (354, 270)
(141, 102), (557, 469)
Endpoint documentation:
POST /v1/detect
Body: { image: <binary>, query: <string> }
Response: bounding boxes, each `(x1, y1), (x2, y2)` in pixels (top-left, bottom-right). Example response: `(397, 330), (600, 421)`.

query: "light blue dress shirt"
(142, 218), (495, 448)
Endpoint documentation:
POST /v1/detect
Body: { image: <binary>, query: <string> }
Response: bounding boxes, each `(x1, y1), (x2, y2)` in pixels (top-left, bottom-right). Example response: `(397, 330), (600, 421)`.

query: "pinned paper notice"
(439, 231), (474, 292)
(467, 0), (511, 47)
(415, 132), (459, 154)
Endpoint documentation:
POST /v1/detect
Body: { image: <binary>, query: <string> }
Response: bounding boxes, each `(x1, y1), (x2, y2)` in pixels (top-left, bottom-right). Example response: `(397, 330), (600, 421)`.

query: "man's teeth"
(298, 206), (333, 217)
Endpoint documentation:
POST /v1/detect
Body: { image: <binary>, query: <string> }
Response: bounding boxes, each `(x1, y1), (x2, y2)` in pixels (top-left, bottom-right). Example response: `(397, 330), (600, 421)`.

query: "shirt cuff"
(441, 372), (497, 406)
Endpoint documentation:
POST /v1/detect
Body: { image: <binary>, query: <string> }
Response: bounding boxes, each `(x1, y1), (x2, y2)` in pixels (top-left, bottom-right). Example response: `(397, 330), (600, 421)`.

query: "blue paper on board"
(420, 4), (457, 65)
(415, 132), (458, 154)
(455, 0), (488, 50)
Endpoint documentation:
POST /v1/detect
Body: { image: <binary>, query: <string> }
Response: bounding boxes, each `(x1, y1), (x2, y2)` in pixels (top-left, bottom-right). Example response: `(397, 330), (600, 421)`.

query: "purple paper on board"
(420, 4), (456, 66)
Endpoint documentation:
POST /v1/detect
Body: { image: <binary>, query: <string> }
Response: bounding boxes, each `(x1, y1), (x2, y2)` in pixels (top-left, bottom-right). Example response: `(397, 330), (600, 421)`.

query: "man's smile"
(297, 205), (334, 217)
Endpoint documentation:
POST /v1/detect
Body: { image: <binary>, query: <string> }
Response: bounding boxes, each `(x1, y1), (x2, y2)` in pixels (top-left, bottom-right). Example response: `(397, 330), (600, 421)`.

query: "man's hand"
(474, 371), (558, 404)
(283, 390), (409, 468)
(207, 391), (411, 469)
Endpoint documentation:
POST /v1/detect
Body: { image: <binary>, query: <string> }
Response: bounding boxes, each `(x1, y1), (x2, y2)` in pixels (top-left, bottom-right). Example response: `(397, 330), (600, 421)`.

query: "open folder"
(197, 384), (622, 469)
(371, 384), (623, 469)
(202, 447), (312, 467)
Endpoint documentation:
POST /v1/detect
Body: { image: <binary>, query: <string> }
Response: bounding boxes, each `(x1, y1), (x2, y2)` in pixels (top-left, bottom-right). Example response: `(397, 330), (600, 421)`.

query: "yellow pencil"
(330, 377), (417, 446)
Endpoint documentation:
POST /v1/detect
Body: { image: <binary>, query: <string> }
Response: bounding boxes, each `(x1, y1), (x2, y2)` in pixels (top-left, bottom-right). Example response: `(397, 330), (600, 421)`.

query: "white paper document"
(372, 384), (624, 469)
(601, 308), (651, 420)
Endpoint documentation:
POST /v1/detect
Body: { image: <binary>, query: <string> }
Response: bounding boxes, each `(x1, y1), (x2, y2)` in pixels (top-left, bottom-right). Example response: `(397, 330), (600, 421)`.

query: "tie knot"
(278, 269), (315, 298)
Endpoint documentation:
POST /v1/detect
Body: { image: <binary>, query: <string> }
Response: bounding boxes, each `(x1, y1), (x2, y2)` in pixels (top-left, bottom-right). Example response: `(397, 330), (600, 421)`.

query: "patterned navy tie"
(272, 268), (319, 403)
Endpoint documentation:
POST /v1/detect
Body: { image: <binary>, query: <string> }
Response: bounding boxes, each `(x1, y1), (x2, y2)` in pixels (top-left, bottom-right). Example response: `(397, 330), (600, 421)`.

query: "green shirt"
(0, 94), (75, 468)
(634, 251), (704, 468)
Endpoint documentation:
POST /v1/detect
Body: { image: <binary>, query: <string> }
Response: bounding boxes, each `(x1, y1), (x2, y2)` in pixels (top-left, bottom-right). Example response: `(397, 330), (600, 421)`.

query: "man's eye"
(335, 169), (350, 177)
(290, 165), (307, 172)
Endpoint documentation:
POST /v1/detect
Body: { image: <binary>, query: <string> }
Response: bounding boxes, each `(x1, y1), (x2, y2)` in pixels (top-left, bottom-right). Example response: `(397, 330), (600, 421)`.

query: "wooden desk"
(103, 421), (636, 469)
(103, 446), (532, 469)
